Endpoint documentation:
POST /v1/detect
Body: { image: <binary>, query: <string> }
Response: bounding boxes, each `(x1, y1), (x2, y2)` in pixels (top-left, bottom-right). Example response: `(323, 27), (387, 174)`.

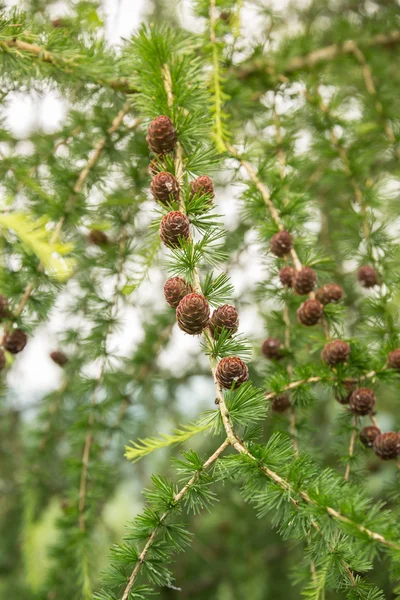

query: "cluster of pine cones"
(147, 115), (248, 391)
(270, 230), (378, 327)
(262, 230), (399, 460)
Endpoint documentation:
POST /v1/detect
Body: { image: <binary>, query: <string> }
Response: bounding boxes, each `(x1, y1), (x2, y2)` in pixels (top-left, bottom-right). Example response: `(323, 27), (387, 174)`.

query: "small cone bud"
(88, 229), (108, 246)
(387, 349), (400, 370)
(209, 305), (239, 338)
(360, 426), (381, 448)
(4, 329), (28, 354)
(164, 277), (193, 309)
(150, 172), (180, 205)
(159, 211), (190, 248)
(321, 340), (350, 365)
(270, 231), (293, 257)
(297, 299), (323, 326)
(176, 293), (210, 335)
(146, 116), (177, 154)
(261, 338), (283, 360)
(215, 356), (248, 389)
(373, 432), (400, 460)
(293, 267), (317, 295)
(358, 265), (377, 288)
(316, 284), (343, 305)
(349, 388), (376, 416)
(271, 394), (291, 413)
(279, 267), (295, 287)
(50, 351), (69, 367)
(189, 176), (214, 207)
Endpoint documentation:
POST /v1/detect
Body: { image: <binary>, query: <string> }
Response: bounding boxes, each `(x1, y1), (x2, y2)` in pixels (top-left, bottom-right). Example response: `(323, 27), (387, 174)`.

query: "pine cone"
(335, 381), (354, 404)
(176, 293), (210, 335)
(0, 295), (10, 320)
(209, 305), (239, 338)
(316, 284), (343, 305)
(146, 115), (177, 154)
(358, 265), (377, 288)
(373, 432), (400, 460)
(50, 350), (69, 367)
(349, 388), (376, 416)
(261, 338), (283, 360)
(215, 356), (249, 389)
(321, 340), (350, 365)
(271, 393), (291, 413)
(0, 350), (5, 370)
(4, 329), (28, 354)
(360, 426), (381, 448)
(189, 175), (215, 204)
(279, 267), (295, 288)
(270, 231), (293, 257)
(159, 211), (190, 248)
(88, 229), (108, 246)
(387, 349), (400, 370)
(150, 172), (180, 205)
(149, 157), (168, 177)
(164, 277), (193, 308)
(293, 267), (317, 295)
(297, 299), (323, 326)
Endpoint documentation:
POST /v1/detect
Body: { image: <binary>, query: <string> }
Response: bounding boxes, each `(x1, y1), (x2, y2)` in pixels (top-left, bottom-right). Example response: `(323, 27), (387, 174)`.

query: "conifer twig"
(226, 142), (303, 273)
(235, 30), (400, 80)
(344, 415), (358, 482)
(13, 102), (136, 319)
(216, 391), (400, 551)
(121, 439), (230, 600)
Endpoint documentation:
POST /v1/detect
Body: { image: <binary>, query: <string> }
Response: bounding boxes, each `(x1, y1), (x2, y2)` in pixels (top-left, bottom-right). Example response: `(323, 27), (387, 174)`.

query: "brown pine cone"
(387, 349), (400, 370)
(279, 267), (295, 288)
(271, 393), (291, 413)
(335, 381), (355, 404)
(0, 295), (10, 320)
(146, 115), (177, 154)
(261, 338), (283, 360)
(270, 231), (293, 257)
(209, 305), (239, 338)
(88, 229), (108, 246)
(293, 267), (317, 295)
(373, 432), (400, 460)
(360, 426), (381, 448)
(4, 329), (28, 354)
(349, 388), (376, 416)
(316, 284), (343, 305)
(358, 265), (377, 288)
(189, 176), (215, 204)
(50, 350), (69, 367)
(164, 277), (193, 308)
(176, 293), (210, 335)
(150, 172), (180, 205)
(0, 350), (5, 370)
(159, 211), (190, 248)
(215, 356), (249, 389)
(149, 157), (168, 177)
(297, 299), (323, 326)
(321, 340), (350, 366)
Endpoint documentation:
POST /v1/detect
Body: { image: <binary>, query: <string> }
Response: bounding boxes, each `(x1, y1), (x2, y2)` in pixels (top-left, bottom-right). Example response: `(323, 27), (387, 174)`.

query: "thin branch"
(235, 30), (400, 80)
(121, 439), (230, 600)
(226, 141), (303, 273)
(216, 391), (400, 552)
(0, 37), (135, 93)
(13, 102), (136, 319)
(349, 42), (400, 159)
(344, 415), (358, 482)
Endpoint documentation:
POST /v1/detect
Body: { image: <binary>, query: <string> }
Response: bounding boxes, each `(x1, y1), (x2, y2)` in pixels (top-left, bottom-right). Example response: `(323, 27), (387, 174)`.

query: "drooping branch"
(121, 439), (230, 600)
